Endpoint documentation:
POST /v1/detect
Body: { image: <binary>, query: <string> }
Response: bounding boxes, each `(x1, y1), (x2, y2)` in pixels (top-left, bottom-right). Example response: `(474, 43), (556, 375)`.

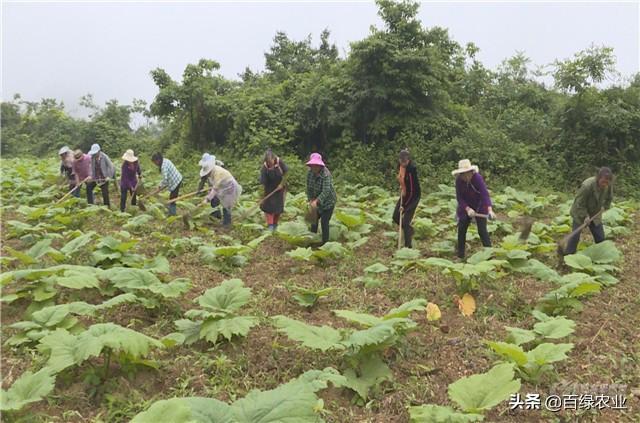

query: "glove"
(466, 207), (476, 218)
(584, 216), (591, 225)
(488, 208), (496, 220)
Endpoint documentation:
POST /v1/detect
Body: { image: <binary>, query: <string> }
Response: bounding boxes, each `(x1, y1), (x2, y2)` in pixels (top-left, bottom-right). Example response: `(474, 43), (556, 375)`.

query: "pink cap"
(305, 153), (326, 167)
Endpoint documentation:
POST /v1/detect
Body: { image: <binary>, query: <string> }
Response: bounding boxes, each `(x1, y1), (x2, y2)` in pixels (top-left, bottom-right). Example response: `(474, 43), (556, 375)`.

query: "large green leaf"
(200, 316), (258, 343)
(579, 240), (621, 264)
(466, 248), (495, 264)
(232, 380), (322, 422)
(53, 272), (100, 290)
(27, 239), (58, 260)
(104, 268), (161, 290)
(37, 324), (162, 372)
(60, 232), (95, 256)
(143, 256), (171, 274)
(148, 278), (192, 298)
(272, 316), (343, 352)
(31, 305), (70, 327)
(514, 258), (560, 282)
(37, 328), (103, 372)
(197, 279), (251, 314)
(316, 242), (348, 259)
(363, 263), (389, 274)
(335, 208), (366, 228)
(394, 248), (421, 261)
(504, 327), (536, 346)
(486, 341), (528, 366)
(448, 363), (521, 413)
(533, 316), (575, 339)
(526, 343), (573, 365)
(0, 368), (56, 411)
(343, 323), (397, 351)
(342, 355), (392, 400)
(385, 299), (427, 319)
(174, 319), (202, 345)
(286, 247), (314, 261)
(275, 222), (317, 246)
(123, 214), (153, 230)
(563, 254), (593, 270)
(131, 397), (232, 423)
(333, 310), (382, 327)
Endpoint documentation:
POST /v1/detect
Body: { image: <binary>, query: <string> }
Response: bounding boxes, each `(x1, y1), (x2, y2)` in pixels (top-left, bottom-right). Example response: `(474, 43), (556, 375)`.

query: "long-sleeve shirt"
(398, 162), (421, 207)
(455, 172), (492, 219)
(204, 165), (241, 208)
(159, 159), (183, 192)
(91, 152), (116, 181)
(120, 161), (142, 190)
(72, 154), (92, 183)
(306, 167), (337, 212)
(60, 157), (75, 182)
(570, 176), (613, 225)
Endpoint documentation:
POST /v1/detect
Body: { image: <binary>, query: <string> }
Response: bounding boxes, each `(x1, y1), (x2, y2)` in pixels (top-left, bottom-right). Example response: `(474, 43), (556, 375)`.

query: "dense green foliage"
(2, 0), (638, 195)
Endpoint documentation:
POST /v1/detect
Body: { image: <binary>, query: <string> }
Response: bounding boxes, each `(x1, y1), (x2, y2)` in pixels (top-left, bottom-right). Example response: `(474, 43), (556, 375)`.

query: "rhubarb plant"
(409, 363), (521, 422)
(173, 279), (258, 345)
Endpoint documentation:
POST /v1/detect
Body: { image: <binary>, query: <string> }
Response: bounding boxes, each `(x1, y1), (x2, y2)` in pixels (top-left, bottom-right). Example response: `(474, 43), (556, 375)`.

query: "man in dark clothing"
(564, 167), (614, 254)
(392, 149), (421, 248)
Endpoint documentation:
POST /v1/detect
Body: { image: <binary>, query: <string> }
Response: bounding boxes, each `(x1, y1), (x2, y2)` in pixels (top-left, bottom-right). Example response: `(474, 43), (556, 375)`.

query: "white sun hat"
(58, 146), (71, 156)
(200, 160), (216, 178)
(199, 153), (215, 167)
(451, 159), (479, 176)
(122, 149), (138, 162)
(88, 143), (101, 155)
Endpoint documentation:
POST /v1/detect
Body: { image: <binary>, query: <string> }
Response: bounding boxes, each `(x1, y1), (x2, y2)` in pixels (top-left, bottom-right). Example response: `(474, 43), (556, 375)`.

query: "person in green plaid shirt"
(305, 153), (337, 244)
(151, 152), (183, 216)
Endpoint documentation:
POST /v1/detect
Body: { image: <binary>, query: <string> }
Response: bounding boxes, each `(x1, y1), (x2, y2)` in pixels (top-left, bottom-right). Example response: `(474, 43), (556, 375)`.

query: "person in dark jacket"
(564, 167), (614, 254)
(392, 149), (421, 248)
(306, 153), (337, 245)
(453, 159), (495, 259)
(259, 149), (288, 231)
(120, 149), (142, 212)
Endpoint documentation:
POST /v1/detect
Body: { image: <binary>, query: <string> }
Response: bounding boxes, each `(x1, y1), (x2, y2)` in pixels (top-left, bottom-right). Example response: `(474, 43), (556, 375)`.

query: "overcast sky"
(2, 1), (639, 117)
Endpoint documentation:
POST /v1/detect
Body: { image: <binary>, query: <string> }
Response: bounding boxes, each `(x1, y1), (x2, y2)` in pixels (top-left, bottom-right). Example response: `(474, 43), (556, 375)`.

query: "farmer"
(58, 146), (78, 197)
(565, 167), (614, 254)
(196, 153), (225, 194)
(453, 159), (496, 259)
(199, 159), (242, 228)
(259, 149), (288, 231)
(151, 153), (183, 216)
(120, 149), (142, 212)
(305, 153), (337, 245)
(88, 143), (115, 208)
(71, 149), (93, 202)
(392, 149), (421, 248)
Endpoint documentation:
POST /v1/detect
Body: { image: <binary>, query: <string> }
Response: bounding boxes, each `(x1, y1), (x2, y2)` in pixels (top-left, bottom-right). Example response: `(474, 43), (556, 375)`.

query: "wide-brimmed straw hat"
(58, 146), (71, 156)
(451, 159), (479, 176)
(88, 143), (101, 156)
(199, 153), (215, 167)
(200, 160), (216, 177)
(122, 149), (138, 162)
(306, 153), (325, 167)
